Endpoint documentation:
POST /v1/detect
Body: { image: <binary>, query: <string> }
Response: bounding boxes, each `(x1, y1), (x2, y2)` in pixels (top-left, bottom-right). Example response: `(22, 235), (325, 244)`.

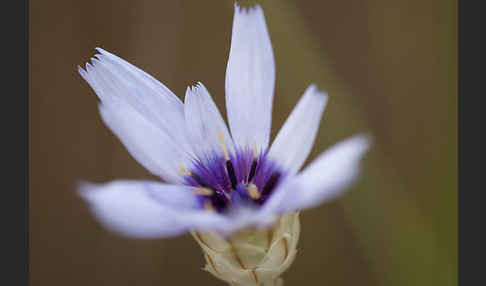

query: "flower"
(77, 3), (370, 285)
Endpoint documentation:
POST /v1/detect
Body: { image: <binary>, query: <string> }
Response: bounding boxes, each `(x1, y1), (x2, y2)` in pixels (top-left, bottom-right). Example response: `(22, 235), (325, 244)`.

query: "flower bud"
(192, 212), (300, 286)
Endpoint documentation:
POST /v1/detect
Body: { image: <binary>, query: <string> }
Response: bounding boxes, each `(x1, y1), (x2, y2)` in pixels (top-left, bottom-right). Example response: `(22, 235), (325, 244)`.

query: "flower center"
(181, 146), (284, 213)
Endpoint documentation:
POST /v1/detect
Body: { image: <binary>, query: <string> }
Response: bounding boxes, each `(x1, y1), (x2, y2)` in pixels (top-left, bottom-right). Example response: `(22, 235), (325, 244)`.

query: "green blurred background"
(30, 0), (457, 285)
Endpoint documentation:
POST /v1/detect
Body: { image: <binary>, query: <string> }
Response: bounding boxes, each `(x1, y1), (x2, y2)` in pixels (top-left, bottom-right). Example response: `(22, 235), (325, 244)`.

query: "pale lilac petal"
(216, 206), (279, 236)
(268, 85), (328, 174)
(99, 99), (190, 183)
(78, 180), (227, 238)
(263, 134), (371, 214)
(184, 82), (234, 157)
(78, 48), (193, 154)
(225, 4), (275, 151)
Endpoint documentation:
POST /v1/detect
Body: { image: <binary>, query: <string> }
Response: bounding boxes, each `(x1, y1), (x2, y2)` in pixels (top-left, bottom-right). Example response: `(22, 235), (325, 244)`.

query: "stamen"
(253, 147), (258, 159)
(180, 164), (209, 188)
(226, 160), (237, 189)
(193, 187), (214, 196)
(178, 164), (193, 176)
(247, 183), (261, 199)
(262, 172), (281, 196)
(217, 132), (238, 189)
(217, 132), (230, 161)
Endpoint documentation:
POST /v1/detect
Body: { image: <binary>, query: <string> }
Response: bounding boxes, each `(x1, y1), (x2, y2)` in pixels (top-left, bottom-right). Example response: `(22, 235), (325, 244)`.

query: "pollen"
(193, 187), (214, 196)
(247, 183), (261, 199)
(178, 164), (193, 176)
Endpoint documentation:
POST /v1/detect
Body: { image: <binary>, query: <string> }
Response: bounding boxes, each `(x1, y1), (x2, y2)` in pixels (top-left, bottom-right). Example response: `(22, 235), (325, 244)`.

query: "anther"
(247, 183), (261, 199)
(193, 187), (214, 196)
(178, 164), (193, 176)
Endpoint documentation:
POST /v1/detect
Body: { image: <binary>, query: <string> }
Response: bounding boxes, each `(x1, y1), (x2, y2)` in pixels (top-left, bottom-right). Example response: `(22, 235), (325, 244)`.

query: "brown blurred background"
(30, 0), (457, 285)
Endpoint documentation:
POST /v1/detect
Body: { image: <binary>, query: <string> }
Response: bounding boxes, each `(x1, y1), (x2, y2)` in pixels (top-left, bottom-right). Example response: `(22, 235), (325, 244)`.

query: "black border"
(459, 0), (483, 285)
(2, 0), (29, 284)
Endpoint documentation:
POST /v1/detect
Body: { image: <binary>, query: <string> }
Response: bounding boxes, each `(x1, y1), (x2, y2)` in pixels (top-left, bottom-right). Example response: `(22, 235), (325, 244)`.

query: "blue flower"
(77, 4), (371, 239)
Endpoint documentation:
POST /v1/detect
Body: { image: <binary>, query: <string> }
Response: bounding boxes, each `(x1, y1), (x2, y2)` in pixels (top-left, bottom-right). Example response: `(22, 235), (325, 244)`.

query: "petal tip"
(95, 47), (108, 54)
(354, 133), (373, 150)
(77, 65), (86, 75)
(307, 84), (328, 97)
(85, 62), (94, 72)
(90, 57), (101, 66)
(76, 180), (98, 201)
(234, 2), (262, 16)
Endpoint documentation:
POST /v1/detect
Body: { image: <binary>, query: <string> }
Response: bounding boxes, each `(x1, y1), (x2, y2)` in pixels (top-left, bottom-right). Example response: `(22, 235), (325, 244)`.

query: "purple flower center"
(183, 148), (284, 212)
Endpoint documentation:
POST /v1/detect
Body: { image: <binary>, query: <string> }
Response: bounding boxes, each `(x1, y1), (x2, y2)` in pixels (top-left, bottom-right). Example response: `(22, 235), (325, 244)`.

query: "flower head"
(77, 3), (370, 285)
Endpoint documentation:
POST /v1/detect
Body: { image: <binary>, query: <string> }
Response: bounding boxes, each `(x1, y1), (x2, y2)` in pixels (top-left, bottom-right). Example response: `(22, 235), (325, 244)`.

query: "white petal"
(184, 83), (234, 157)
(99, 99), (191, 183)
(225, 4), (275, 151)
(263, 134), (371, 214)
(78, 180), (227, 238)
(268, 85), (328, 174)
(78, 48), (193, 154)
